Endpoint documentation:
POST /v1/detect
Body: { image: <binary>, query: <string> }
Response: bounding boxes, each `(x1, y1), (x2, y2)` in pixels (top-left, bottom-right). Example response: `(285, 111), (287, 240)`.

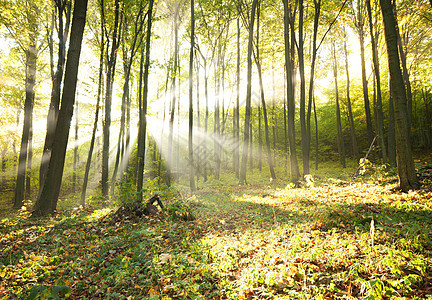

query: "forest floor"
(1, 160), (432, 299)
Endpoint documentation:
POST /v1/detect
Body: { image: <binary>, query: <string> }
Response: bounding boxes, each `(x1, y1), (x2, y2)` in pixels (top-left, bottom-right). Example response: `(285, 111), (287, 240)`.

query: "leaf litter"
(1, 175), (432, 299)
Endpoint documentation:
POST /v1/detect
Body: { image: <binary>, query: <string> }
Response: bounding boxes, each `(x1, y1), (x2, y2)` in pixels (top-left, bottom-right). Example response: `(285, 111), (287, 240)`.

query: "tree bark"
(379, 0), (419, 191)
(14, 30), (37, 209)
(343, 30), (359, 161)
(239, 0), (258, 184)
(101, 0), (121, 199)
(283, 0), (300, 184)
(33, 0), (88, 216)
(355, 0), (374, 145)
(40, 0), (71, 193)
(333, 40), (346, 168)
(81, 27), (104, 207)
(188, 0), (196, 191)
(366, 0), (387, 163)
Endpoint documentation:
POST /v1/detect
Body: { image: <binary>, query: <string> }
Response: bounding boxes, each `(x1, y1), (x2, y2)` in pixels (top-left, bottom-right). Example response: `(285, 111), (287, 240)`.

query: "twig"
(353, 136), (377, 178)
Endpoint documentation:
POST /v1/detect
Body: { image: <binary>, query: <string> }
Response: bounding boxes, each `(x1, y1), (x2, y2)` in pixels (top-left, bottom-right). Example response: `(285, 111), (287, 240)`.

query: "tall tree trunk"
(14, 32), (37, 209)
(388, 76), (396, 167)
(102, 0), (121, 199)
(72, 98), (79, 193)
(306, 0), (321, 174)
(356, 3), (374, 145)
(283, 72), (288, 174)
(366, 0), (387, 163)
(234, 18), (240, 178)
(343, 30), (359, 161)
(40, 0), (72, 192)
(258, 104), (262, 171)
(379, 0), (419, 191)
(283, 0), (300, 184)
(136, 0), (154, 201)
(239, 0), (258, 184)
(81, 28), (104, 206)
(188, 0), (196, 191)
(112, 8), (145, 194)
(33, 0), (88, 216)
(25, 120), (33, 199)
(298, 0), (308, 175)
(397, 26), (412, 136)
(313, 95), (319, 170)
(333, 41), (346, 168)
(203, 59), (209, 182)
(167, 3), (179, 187)
(254, 3), (276, 179)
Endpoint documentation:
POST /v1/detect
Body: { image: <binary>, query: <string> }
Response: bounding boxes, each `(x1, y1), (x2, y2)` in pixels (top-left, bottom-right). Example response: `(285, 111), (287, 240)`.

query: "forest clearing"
(1, 159), (432, 299)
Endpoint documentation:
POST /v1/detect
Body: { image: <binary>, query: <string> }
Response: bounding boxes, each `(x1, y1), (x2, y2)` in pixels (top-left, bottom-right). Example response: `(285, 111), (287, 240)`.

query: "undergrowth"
(1, 162), (432, 299)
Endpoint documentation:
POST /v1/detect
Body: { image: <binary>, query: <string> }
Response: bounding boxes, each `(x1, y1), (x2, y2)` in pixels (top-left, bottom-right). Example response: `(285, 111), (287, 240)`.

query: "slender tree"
(137, 0), (154, 201)
(13, 2), (38, 209)
(239, 0), (258, 184)
(366, 0), (387, 163)
(81, 28), (104, 206)
(188, 0), (196, 191)
(353, 0), (374, 145)
(343, 28), (359, 161)
(101, 0), (121, 199)
(283, 0), (300, 184)
(333, 40), (346, 168)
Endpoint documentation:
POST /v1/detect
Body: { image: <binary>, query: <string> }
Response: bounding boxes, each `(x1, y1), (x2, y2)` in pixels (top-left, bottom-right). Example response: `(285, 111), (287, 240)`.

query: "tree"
(33, 0), (89, 216)
(188, 0), (196, 191)
(137, 0), (155, 201)
(379, 0), (419, 191)
(3, 0), (42, 209)
(102, 0), (122, 199)
(332, 40), (345, 168)
(282, 0), (300, 184)
(239, 0), (258, 184)
(352, 0), (374, 146)
(343, 27), (359, 161)
(366, 0), (387, 163)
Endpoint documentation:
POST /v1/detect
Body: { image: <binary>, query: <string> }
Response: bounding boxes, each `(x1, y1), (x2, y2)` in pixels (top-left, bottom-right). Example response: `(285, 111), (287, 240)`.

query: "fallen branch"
(353, 136), (377, 178)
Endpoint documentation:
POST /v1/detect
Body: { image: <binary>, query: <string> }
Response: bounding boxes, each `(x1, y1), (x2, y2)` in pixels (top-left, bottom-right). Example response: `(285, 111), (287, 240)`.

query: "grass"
(1, 161), (432, 299)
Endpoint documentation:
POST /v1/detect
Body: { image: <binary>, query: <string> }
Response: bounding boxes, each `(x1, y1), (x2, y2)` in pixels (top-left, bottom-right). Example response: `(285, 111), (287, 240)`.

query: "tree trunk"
(388, 76), (396, 167)
(298, 0), (309, 176)
(397, 26), (412, 136)
(234, 18), (240, 178)
(306, 0), (321, 175)
(14, 32), (37, 209)
(239, 0), (258, 184)
(167, 4), (179, 187)
(40, 0), (71, 193)
(188, 0), (196, 191)
(25, 119), (33, 200)
(102, 0), (121, 199)
(283, 0), (300, 183)
(33, 0), (88, 216)
(355, 0), (374, 145)
(379, 0), (419, 191)
(72, 98), (79, 194)
(81, 27), (104, 207)
(136, 0), (154, 200)
(366, 0), (387, 163)
(254, 5), (276, 179)
(333, 41), (346, 168)
(343, 30), (359, 161)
